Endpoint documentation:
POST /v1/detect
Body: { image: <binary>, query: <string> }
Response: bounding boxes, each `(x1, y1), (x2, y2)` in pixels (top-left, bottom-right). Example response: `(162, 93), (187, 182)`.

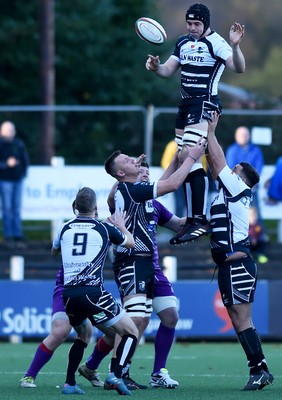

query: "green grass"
(0, 341), (281, 400)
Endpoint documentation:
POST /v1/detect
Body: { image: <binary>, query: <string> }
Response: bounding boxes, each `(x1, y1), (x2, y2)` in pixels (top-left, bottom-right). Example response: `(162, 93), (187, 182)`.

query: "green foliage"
(0, 0), (282, 165)
(53, 0), (177, 164)
(233, 47), (282, 101)
(0, 1), (40, 104)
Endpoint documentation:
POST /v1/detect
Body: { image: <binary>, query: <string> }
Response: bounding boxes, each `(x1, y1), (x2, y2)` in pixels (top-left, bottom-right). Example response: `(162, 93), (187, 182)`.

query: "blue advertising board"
(0, 279), (268, 338)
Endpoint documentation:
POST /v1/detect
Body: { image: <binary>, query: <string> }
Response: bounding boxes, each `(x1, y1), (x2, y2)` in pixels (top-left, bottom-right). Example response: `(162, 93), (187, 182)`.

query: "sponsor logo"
(1, 307), (52, 335)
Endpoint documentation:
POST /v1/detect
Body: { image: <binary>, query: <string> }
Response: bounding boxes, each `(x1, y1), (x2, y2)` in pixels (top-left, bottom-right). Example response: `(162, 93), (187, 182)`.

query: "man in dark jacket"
(0, 121), (29, 247)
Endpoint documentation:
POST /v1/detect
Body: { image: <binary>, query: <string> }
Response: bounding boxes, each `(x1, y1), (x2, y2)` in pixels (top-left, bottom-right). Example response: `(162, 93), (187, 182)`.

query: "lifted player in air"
(146, 3), (245, 244)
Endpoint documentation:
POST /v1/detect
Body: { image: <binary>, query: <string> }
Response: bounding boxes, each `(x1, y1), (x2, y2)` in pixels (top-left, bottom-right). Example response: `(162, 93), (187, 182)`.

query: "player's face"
(115, 153), (139, 177)
(138, 166), (150, 182)
(186, 20), (204, 39)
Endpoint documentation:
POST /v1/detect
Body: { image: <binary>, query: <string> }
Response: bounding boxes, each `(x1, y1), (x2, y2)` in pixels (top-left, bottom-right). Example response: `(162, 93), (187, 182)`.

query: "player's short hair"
(240, 162), (260, 188)
(186, 3), (210, 33)
(141, 161), (150, 168)
(104, 150), (121, 177)
(74, 187), (97, 214)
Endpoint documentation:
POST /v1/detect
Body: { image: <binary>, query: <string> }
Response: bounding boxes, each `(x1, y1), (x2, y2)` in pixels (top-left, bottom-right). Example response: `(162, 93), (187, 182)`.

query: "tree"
(40, 0), (55, 164)
(0, 0), (282, 165)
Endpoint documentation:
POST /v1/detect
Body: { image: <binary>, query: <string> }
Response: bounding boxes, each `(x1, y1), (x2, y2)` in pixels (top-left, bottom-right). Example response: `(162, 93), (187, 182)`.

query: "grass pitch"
(0, 341), (281, 400)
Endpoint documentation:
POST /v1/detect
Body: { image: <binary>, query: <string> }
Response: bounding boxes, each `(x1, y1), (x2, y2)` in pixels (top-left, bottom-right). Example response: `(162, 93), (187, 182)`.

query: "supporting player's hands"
(108, 210), (135, 248)
(187, 138), (207, 161)
(146, 54), (160, 71)
(207, 111), (220, 136)
(107, 209), (128, 231)
(229, 22), (245, 45)
(134, 153), (146, 167)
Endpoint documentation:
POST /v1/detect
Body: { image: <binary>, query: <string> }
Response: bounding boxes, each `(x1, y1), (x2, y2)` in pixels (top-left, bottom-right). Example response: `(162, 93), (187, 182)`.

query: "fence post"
(10, 255), (25, 281)
(278, 220), (282, 243)
(9, 256), (25, 343)
(144, 104), (155, 165)
(51, 156), (65, 240)
(162, 255), (177, 283)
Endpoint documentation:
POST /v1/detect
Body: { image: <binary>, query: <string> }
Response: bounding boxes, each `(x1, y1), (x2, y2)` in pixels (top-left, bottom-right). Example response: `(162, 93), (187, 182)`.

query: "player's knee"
(119, 313), (139, 337)
(51, 318), (71, 343)
(123, 296), (147, 318)
(159, 309), (179, 328)
(75, 320), (92, 344)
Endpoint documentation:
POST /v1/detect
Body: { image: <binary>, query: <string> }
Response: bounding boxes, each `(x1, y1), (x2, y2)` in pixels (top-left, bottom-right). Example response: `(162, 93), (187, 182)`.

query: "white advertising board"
(21, 166), (175, 221)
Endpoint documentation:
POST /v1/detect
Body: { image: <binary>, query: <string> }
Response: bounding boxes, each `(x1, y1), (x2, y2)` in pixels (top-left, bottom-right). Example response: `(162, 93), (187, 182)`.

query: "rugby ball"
(135, 17), (167, 45)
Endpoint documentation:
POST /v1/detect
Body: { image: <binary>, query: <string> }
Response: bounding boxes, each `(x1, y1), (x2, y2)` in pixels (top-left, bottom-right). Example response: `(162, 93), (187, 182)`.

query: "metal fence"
(0, 105), (281, 164)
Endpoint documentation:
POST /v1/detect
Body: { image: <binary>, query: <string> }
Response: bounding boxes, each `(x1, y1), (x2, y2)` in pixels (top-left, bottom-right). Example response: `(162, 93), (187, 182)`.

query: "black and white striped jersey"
(114, 181), (157, 259)
(171, 31), (232, 99)
(52, 217), (126, 287)
(210, 166), (252, 257)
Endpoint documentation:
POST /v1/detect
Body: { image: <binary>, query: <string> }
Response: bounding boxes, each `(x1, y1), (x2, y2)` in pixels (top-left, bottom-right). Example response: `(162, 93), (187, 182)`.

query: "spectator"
(265, 156), (282, 204)
(0, 121), (29, 248)
(225, 126), (264, 213)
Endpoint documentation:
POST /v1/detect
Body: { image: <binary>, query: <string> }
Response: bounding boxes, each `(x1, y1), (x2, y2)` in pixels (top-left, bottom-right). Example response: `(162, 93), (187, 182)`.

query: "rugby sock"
(25, 342), (53, 379)
(238, 328), (263, 373)
(184, 168), (209, 223)
(86, 337), (114, 370)
(153, 324), (175, 374)
(114, 334), (137, 378)
(253, 328), (270, 372)
(110, 357), (117, 373)
(65, 339), (87, 386)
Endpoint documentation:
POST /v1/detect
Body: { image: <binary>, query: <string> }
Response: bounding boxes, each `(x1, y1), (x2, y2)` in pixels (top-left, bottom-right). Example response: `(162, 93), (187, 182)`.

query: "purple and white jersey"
(53, 266), (64, 296)
(171, 31), (232, 99)
(153, 200), (175, 297)
(51, 266), (65, 315)
(153, 199), (173, 271)
(53, 216), (127, 288)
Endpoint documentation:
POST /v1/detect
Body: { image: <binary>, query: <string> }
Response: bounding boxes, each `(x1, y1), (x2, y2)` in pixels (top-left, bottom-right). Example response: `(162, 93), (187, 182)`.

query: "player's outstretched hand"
(187, 138), (207, 161)
(107, 209), (128, 230)
(229, 22), (245, 45)
(207, 111), (220, 135)
(146, 54), (160, 71)
(135, 154), (146, 167)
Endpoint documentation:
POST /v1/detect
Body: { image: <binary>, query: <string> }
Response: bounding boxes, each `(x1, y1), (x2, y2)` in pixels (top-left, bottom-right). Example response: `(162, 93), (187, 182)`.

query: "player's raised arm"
(226, 22), (246, 73)
(146, 54), (179, 78)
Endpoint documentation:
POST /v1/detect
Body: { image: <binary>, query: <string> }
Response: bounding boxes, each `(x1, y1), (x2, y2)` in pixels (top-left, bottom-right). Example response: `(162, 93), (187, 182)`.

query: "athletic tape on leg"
(123, 296), (146, 318)
(152, 296), (178, 314)
(183, 128), (207, 147)
(175, 135), (183, 150)
(145, 298), (153, 317)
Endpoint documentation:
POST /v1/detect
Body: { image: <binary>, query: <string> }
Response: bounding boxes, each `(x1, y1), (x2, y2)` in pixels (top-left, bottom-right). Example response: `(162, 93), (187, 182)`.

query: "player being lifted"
(146, 3), (245, 244)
